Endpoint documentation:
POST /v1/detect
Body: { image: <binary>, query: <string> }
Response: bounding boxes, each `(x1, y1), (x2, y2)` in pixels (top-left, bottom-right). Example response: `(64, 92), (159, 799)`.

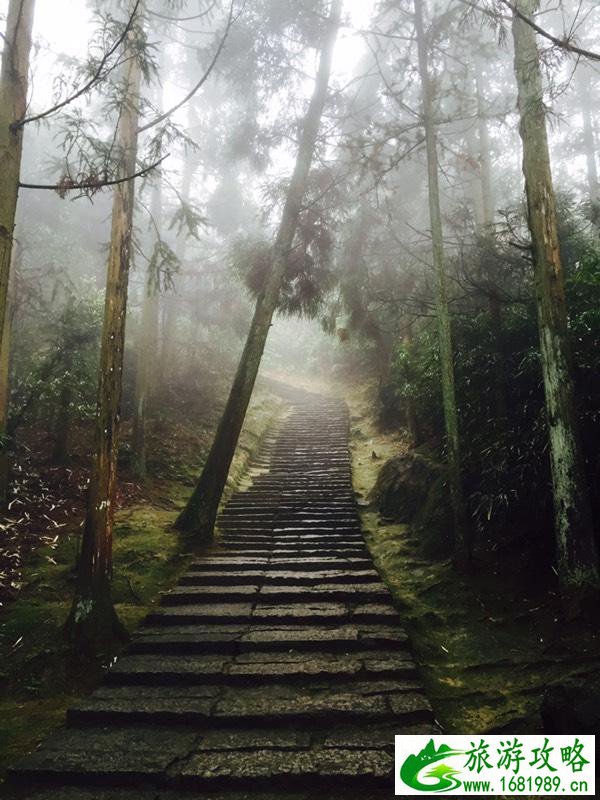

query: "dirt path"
(7, 388), (435, 799)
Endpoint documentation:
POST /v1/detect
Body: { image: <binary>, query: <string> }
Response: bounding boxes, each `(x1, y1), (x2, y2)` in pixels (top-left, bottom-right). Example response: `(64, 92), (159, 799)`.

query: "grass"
(0, 388), (285, 779)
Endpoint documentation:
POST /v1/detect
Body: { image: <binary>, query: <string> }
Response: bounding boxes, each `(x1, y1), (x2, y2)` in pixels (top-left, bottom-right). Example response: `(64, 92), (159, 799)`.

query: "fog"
(1, 0), (600, 661)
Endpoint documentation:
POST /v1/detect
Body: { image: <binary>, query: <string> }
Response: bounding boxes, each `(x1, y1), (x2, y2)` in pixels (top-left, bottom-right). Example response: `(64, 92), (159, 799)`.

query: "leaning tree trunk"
(65, 2), (143, 650)
(0, 0), (35, 504)
(512, 0), (600, 606)
(175, 0), (343, 538)
(414, 0), (469, 566)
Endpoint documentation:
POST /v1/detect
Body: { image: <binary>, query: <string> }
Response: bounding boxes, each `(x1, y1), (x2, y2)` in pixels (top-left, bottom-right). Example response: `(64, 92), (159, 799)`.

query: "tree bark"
(414, 0), (469, 565)
(0, 0), (34, 351)
(65, 0), (143, 650)
(175, 0), (343, 538)
(512, 0), (600, 605)
(0, 267), (15, 506)
(0, 0), (35, 502)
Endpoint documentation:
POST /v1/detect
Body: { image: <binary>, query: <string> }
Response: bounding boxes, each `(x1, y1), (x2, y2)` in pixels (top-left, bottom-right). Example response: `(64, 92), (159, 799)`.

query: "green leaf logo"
(400, 739), (465, 793)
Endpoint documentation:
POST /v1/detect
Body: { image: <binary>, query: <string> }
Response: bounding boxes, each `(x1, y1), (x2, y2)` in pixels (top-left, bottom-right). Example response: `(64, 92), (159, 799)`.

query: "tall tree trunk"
(132, 181), (161, 479)
(473, 68), (507, 422)
(175, 0), (343, 538)
(414, 0), (469, 565)
(160, 44), (200, 380)
(402, 325), (420, 447)
(52, 359), (72, 465)
(52, 297), (76, 465)
(0, 0), (35, 504)
(512, 0), (600, 606)
(0, 267), (15, 506)
(577, 69), (599, 222)
(65, 1), (143, 650)
(475, 70), (494, 232)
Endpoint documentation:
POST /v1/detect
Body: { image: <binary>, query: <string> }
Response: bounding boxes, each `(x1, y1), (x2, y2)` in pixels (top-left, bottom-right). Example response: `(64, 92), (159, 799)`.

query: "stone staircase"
(6, 390), (436, 799)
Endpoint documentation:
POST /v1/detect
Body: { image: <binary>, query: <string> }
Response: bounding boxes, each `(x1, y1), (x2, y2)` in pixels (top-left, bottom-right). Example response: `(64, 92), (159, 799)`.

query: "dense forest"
(1, 0), (600, 795)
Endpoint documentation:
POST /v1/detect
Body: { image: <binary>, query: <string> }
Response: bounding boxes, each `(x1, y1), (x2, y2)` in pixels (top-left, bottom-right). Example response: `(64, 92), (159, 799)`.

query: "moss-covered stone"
(369, 451), (452, 560)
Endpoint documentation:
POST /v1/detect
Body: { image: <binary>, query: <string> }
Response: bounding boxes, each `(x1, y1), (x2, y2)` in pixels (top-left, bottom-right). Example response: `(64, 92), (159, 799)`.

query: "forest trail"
(6, 388), (435, 799)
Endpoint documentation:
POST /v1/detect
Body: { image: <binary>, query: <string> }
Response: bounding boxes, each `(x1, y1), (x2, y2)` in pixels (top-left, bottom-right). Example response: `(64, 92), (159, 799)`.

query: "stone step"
(214, 545), (368, 555)
(218, 536), (365, 546)
(5, 398), (435, 799)
(160, 584), (390, 606)
(130, 623), (411, 655)
(66, 680), (432, 728)
(149, 602), (397, 626)
(2, 788), (402, 800)
(179, 569), (381, 586)
(187, 557), (375, 571)
(7, 721), (434, 794)
(106, 650), (418, 686)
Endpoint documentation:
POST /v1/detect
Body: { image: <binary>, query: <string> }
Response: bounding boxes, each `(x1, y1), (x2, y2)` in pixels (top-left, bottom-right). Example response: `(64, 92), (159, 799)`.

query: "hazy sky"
(15, 0), (378, 106)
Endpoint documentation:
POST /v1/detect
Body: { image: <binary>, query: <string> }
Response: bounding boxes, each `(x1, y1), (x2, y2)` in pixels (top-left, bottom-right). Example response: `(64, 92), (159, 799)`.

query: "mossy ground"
(346, 382), (600, 735)
(0, 389), (285, 778)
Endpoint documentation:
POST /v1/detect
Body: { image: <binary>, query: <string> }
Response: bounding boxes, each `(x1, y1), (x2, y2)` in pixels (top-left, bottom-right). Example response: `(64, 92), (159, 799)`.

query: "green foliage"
(232, 207), (335, 319)
(384, 208), (600, 557)
(10, 283), (103, 435)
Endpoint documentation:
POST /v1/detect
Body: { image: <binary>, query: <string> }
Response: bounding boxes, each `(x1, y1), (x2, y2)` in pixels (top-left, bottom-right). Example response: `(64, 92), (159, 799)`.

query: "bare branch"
(498, 0), (600, 61)
(148, 0), (217, 22)
(137, 0), (243, 134)
(12, 0), (144, 130)
(19, 154), (169, 196)
(460, 0), (600, 61)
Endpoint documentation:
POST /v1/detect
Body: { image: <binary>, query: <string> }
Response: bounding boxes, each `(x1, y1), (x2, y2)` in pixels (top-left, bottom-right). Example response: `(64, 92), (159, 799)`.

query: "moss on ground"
(346, 382), (600, 735)
(0, 389), (285, 778)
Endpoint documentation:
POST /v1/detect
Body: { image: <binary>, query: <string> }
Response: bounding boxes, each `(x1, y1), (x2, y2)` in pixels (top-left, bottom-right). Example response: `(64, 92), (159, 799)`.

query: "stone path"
(7, 391), (436, 799)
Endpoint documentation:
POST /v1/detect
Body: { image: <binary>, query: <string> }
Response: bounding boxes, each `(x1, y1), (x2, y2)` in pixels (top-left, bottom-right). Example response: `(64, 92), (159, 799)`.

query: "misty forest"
(1, 0), (600, 796)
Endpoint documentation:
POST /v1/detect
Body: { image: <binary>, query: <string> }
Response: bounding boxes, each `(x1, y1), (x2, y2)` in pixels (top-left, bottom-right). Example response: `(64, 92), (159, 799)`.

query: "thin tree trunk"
(414, 0), (469, 565)
(473, 68), (507, 422)
(402, 325), (420, 447)
(475, 70), (494, 232)
(132, 181), (161, 479)
(577, 70), (599, 220)
(0, 273), (15, 506)
(175, 0), (343, 538)
(0, 0), (35, 502)
(51, 297), (76, 464)
(512, 0), (599, 606)
(52, 359), (72, 465)
(160, 47), (199, 380)
(65, 1), (143, 650)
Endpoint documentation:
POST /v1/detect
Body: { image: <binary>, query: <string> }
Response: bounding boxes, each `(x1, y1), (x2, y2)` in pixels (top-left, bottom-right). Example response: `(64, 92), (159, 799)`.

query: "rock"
(370, 453), (453, 559)
(369, 453), (440, 521)
(541, 674), (600, 733)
